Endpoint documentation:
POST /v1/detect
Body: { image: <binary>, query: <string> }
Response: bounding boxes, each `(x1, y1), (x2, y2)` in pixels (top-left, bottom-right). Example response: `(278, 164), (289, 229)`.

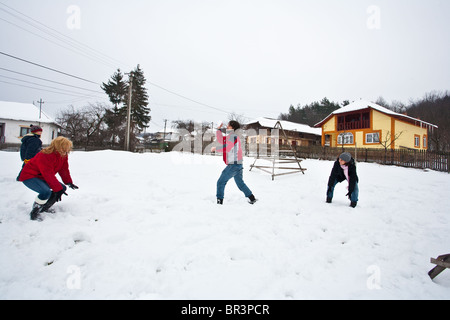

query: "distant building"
(314, 99), (438, 150)
(0, 101), (60, 146)
(244, 117), (322, 147)
(155, 129), (183, 142)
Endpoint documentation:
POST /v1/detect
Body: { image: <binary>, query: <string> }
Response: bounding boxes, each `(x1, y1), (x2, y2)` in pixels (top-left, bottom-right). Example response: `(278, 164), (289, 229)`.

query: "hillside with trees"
(376, 91), (449, 152)
(278, 97), (348, 127)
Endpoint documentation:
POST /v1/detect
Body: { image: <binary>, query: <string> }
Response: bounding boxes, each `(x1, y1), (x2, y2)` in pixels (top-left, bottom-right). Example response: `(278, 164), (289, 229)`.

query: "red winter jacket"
(18, 151), (73, 192)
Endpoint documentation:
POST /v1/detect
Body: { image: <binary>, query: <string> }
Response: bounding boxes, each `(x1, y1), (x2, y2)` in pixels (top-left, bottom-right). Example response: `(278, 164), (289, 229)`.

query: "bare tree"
(228, 112), (249, 125)
(56, 105), (85, 146)
(82, 103), (108, 149)
(379, 130), (403, 164)
(57, 103), (108, 150)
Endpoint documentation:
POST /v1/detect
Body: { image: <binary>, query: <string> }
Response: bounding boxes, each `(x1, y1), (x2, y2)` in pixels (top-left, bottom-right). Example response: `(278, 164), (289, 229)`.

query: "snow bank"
(0, 150), (449, 299)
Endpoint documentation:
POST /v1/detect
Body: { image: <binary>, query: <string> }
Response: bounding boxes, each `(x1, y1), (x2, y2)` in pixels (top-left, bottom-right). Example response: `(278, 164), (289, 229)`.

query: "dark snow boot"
(248, 194), (257, 205)
(326, 197), (332, 203)
(217, 198), (223, 205)
(350, 201), (357, 208)
(40, 192), (57, 213)
(30, 202), (44, 221)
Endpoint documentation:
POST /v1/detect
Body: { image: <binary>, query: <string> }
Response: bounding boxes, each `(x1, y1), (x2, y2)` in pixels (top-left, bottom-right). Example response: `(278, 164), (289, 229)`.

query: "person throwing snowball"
(211, 121), (257, 205)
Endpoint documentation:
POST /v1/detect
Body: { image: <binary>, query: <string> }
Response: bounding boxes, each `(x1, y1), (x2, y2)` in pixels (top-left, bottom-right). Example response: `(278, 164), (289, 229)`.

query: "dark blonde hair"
(41, 136), (73, 156)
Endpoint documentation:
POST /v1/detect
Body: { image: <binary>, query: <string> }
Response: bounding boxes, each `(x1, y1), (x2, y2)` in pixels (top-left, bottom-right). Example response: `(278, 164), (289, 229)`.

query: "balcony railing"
(337, 120), (370, 131)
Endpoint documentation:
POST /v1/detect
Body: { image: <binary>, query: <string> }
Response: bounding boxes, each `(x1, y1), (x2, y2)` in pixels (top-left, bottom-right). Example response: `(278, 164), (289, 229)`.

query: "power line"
(0, 2), (234, 116)
(1, 50), (234, 116)
(147, 81), (230, 115)
(0, 2), (129, 69)
(0, 51), (99, 85)
(0, 79), (103, 99)
(0, 74), (104, 97)
(0, 67), (104, 94)
(0, 16), (118, 69)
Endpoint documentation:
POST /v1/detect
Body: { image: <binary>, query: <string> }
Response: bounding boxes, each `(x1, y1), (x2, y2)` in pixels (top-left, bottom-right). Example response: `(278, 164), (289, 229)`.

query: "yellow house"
(314, 100), (438, 150)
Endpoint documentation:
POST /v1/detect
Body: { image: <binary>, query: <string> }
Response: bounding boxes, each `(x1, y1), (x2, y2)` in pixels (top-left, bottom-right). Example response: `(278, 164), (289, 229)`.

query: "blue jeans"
(22, 178), (66, 202)
(327, 179), (359, 203)
(217, 164), (253, 200)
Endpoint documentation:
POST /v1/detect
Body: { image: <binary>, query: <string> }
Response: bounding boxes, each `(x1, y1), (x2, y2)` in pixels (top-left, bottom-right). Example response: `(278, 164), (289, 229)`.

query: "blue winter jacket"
(20, 133), (42, 162)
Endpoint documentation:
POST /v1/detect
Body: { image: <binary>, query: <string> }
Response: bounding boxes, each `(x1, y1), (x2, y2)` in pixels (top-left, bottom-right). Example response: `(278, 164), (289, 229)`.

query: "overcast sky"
(1, 0), (449, 132)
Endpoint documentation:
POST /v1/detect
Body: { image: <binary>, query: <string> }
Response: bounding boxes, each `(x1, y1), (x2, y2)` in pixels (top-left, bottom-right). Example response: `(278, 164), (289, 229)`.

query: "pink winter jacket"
(216, 130), (243, 165)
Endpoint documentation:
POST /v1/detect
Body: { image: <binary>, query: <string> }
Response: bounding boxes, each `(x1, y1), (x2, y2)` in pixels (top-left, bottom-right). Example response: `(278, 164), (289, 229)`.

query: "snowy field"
(0, 150), (449, 300)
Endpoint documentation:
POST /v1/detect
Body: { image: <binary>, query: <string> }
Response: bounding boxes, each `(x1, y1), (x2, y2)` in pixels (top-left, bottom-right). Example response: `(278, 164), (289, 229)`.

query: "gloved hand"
(55, 189), (68, 202)
(68, 183), (79, 190)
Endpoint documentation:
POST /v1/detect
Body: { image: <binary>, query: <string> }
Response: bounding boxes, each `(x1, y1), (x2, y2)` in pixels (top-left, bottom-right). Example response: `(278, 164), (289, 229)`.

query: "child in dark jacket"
(20, 125), (43, 165)
(326, 152), (359, 208)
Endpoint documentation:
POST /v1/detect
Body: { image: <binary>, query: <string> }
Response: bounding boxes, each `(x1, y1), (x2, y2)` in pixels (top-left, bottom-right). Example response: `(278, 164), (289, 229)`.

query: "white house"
(245, 117), (322, 147)
(0, 101), (60, 146)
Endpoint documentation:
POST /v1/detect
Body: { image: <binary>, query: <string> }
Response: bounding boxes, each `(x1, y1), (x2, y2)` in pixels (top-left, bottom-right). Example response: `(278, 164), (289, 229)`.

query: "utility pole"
(163, 119), (167, 141)
(37, 98), (44, 120)
(125, 73), (133, 151)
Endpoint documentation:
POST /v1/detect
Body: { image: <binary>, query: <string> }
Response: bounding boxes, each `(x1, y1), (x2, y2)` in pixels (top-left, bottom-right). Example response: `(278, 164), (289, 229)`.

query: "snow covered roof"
(0, 101), (56, 124)
(245, 117), (322, 136)
(314, 99), (438, 129)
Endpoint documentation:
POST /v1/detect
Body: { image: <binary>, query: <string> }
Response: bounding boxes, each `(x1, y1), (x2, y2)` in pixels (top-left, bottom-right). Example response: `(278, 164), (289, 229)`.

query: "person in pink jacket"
(211, 121), (257, 205)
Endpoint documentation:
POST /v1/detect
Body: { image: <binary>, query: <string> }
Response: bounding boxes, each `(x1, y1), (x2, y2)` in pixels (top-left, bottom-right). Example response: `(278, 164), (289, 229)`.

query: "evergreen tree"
(101, 69), (127, 148)
(123, 64), (151, 132)
(278, 97), (342, 126)
(101, 69), (127, 108)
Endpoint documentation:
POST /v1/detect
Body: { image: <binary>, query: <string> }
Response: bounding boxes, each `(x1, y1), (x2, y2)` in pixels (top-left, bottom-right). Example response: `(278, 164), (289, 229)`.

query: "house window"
(325, 134), (331, 147)
(365, 132), (380, 144)
(423, 135), (427, 149)
(20, 127), (31, 137)
(414, 135), (420, 148)
(338, 132), (354, 145)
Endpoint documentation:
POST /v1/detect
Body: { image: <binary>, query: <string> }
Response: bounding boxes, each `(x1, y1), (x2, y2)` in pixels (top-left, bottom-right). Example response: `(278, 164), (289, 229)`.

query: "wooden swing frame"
(249, 121), (306, 180)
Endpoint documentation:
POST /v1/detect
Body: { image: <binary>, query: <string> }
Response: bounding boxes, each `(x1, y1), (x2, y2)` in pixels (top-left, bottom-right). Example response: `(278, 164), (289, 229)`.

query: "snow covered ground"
(0, 150), (449, 300)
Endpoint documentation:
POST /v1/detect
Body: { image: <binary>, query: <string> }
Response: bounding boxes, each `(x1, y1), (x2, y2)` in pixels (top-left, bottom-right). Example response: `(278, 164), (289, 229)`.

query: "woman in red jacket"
(18, 136), (78, 221)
